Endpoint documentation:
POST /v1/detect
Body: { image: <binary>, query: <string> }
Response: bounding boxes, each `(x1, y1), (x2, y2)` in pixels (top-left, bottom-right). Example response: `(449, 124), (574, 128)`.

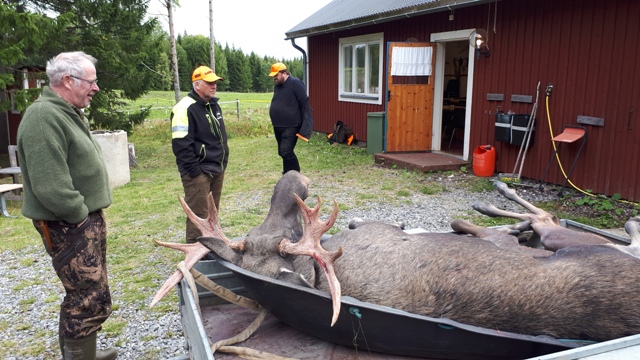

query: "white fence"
(125, 99), (271, 121)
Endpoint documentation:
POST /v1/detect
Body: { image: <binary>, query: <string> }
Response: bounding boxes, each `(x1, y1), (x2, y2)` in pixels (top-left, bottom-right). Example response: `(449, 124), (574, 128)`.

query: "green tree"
(174, 36), (229, 92)
(180, 35), (210, 71)
(1, 0), (163, 131)
(248, 52), (271, 92)
(222, 43), (233, 91)
(286, 58), (304, 81)
(176, 44), (191, 92)
(147, 24), (172, 91)
(216, 43), (235, 91)
(213, 42), (229, 91)
(226, 47), (251, 92)
(0, 2), (67, 111)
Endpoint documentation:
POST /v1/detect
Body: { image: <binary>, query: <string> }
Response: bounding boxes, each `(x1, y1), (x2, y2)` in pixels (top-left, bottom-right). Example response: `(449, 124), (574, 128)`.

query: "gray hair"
(46, 51), (97, 86)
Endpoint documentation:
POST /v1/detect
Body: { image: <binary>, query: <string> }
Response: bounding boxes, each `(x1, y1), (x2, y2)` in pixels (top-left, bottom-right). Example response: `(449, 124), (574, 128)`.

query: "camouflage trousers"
(33, 210), (112, 339)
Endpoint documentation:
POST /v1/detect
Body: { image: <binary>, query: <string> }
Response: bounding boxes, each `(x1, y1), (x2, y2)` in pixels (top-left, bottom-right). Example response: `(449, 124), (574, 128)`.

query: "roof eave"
(285, 0), (493, 40)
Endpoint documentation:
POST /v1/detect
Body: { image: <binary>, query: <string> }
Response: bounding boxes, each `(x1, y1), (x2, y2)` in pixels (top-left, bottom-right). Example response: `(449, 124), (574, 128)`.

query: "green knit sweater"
(17, 86), (112, 223)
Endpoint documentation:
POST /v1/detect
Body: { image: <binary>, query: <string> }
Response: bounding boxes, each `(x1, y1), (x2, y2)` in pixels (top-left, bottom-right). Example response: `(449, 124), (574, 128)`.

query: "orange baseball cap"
(192, 66), (223, 82)
(268, 62), (287, 77)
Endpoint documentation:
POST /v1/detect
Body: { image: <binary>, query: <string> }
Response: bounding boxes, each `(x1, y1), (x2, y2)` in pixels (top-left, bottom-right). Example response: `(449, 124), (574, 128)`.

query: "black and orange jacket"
(171, 89), (229, 178)
(269, 76), (313, 140)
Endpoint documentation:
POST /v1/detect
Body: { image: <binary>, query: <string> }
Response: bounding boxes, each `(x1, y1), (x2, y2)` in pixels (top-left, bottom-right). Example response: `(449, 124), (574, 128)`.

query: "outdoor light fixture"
(469, 29), (490, 59)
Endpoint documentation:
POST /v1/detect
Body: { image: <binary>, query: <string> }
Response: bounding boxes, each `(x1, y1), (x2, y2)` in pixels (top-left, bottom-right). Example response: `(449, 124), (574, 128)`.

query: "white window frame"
(338, 33), (384, 105)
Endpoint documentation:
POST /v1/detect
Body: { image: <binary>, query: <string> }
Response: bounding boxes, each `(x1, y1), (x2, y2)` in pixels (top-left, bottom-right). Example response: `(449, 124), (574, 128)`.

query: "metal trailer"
(170, 259), (245, 360)
(171, 221), (639, 360)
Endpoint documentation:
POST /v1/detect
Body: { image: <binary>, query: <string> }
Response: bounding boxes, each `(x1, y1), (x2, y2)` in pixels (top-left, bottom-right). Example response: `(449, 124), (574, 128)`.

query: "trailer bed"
(200, 302), (410, 359)
(173, 221), (638, 359)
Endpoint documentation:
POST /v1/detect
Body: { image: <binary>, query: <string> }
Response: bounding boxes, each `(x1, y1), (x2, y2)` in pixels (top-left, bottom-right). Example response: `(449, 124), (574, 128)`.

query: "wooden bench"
(0, 184), (23, 218)
(0, 166), (21, 182)
(0, 145), (23, 202)
(0, 145), (21, 183)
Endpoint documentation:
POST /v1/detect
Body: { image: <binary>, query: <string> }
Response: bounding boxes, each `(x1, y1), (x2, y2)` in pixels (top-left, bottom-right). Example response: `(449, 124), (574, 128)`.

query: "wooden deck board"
(374, 152), (469, 172)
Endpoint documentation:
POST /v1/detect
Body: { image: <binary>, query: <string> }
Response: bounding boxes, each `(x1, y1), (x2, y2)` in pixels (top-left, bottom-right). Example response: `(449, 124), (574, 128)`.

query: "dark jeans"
(274, 126), (300, 174)
(181, 172), (225, 243)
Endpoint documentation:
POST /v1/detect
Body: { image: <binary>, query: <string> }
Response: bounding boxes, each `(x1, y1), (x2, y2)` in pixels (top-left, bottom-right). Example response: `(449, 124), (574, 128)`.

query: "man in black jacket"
(171, 66), (229, 243)
(268, 62), (313, 174)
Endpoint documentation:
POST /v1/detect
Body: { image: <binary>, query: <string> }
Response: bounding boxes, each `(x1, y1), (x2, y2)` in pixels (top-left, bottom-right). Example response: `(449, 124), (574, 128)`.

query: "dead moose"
(152, 171), (640, 343)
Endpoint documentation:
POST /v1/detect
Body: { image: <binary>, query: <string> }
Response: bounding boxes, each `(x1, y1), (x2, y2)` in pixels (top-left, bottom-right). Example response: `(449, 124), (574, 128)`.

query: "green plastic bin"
(367, 112), (385, 154)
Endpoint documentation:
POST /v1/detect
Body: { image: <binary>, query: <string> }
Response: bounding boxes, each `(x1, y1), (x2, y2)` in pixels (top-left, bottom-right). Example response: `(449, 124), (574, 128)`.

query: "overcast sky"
(147, 0), (333, 59)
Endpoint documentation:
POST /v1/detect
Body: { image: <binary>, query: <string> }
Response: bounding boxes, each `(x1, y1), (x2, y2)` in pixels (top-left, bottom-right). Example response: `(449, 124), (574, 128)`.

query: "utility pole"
(166, 0), (181, 103)
(209, 0), (215, 71)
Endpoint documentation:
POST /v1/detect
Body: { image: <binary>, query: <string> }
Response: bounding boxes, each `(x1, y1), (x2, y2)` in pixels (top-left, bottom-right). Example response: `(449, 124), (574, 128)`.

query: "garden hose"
(544, 94), (591, 197)
(545, 90), (636, 206)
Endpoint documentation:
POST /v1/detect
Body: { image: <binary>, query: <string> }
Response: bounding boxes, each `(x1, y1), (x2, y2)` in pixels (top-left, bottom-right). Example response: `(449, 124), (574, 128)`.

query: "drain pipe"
(289, 38), (308, 85)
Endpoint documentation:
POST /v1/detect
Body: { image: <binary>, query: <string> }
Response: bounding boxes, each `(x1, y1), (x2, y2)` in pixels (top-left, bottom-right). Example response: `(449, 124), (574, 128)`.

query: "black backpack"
(328, 121), (354, 145)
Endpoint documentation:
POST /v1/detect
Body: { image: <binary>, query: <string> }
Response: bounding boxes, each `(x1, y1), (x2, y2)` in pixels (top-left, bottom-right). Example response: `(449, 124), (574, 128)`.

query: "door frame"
(430, 29), (477, 161)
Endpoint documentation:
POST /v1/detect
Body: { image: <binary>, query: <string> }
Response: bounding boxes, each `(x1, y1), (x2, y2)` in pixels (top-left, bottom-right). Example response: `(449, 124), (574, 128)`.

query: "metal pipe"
(289, 38), (308, 86)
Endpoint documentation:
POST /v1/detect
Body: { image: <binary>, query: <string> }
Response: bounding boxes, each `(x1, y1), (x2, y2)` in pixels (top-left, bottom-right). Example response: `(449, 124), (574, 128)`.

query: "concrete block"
(91, 130), (130, 189)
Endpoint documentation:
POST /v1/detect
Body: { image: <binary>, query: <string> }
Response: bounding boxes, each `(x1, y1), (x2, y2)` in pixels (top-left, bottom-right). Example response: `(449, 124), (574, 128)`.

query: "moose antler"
(150, 193), (245, 307)
(472, 181), (559, 226)
(278, 194), (343, 326)
(618, 216), (640, 258)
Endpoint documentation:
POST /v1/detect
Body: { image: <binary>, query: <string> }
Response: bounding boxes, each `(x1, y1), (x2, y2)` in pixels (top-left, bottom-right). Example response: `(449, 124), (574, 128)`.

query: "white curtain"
(391, 47), (432, 76)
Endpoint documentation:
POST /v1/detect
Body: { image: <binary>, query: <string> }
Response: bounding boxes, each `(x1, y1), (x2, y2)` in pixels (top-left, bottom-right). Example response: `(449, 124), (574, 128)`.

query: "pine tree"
(226, 47), (251, 93)
(1, 0), (164, 131)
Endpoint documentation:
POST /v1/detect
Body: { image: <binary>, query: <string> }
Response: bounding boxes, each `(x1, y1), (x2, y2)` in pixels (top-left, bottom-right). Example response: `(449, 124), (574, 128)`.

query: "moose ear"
(276, 268), (315, 288)
(198, 237), (243, 265)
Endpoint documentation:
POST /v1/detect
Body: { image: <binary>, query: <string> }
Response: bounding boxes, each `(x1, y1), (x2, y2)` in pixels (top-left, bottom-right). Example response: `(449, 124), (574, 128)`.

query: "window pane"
(355, 44), (365, 93)
(343, 45), (353, 92)
(338, 33), (383, 103)
(368, 43), (380, 94)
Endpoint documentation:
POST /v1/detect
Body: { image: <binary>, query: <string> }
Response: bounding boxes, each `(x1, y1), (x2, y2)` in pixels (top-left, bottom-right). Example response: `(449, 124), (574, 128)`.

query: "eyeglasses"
(70, 75), (98, 87)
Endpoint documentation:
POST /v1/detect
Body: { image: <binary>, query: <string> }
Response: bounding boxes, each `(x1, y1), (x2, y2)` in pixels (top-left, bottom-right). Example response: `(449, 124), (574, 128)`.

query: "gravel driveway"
(0, 175), (593, 359)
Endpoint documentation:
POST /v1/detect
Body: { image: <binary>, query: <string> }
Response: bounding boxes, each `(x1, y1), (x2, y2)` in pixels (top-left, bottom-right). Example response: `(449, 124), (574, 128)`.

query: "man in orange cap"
(171, 65), (229, 243)
(268, 62), (313, 174)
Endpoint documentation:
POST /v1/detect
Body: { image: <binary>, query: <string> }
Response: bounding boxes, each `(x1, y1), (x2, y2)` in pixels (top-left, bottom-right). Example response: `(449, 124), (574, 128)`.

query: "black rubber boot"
(63, 332), (117, 360)
(58, 321), (64, 357)
(58, 309), (66, 357)
(96, 347), (118, 360)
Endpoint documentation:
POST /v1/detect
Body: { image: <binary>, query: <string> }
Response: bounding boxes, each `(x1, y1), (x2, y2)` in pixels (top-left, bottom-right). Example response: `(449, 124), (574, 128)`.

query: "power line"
(140, 61), (171, 79)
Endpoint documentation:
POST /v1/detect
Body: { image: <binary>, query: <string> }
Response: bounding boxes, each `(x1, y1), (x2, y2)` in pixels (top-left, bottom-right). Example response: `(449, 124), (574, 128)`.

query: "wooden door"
(386, 42), (435, 152)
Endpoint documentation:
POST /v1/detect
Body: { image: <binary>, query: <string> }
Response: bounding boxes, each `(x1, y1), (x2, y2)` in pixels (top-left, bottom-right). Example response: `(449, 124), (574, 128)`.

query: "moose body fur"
(318, 223), (640, 341)
(154, 171), (640, 344)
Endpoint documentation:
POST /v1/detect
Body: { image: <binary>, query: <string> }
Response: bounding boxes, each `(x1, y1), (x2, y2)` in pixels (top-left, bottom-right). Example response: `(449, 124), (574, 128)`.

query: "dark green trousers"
(181, 172), (225, 243)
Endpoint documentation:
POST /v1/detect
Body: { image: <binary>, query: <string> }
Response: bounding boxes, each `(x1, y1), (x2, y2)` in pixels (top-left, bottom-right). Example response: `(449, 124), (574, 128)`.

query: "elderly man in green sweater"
(17, 51), (117, 359)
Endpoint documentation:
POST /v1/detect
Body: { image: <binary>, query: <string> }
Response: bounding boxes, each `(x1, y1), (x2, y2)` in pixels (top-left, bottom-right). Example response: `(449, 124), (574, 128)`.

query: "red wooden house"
(285, 0), (640, 201)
